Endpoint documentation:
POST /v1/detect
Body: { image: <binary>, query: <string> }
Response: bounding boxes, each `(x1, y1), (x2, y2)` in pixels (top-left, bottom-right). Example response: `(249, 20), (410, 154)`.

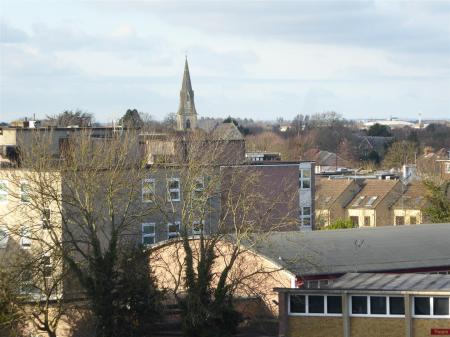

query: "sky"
(1, 0), (449, 122)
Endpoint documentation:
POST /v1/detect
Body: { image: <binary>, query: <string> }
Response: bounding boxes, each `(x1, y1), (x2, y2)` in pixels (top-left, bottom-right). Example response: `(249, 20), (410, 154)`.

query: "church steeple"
(177, 58), (197, 131)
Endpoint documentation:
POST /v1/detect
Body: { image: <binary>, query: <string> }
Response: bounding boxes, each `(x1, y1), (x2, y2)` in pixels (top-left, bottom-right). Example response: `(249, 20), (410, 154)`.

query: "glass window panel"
(370, 296), (387, 315)
(290, 295), (305, 313)
(352, 296), (367, 314)
(142, 224), (155, 234)
(308, 295), (324, 314)
(389, 297), (405, 315)
(302, 179), (311, 189)
(303, 207), (311, 216)
(142, 236), (155, 245)
(414, 297), (430, 315)
(327, 296), (342, 314)
(433, 298), (449, 316)
(169, 180), (179, 189)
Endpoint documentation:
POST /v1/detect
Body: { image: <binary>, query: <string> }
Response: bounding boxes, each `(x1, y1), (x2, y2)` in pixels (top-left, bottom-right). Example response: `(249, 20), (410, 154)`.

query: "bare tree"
(4, 129), (162, 337)
(148, 132), (297, 337)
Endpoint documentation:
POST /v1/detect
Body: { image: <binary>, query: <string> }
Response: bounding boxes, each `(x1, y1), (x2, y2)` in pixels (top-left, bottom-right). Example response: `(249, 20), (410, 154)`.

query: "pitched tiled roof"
(315, 178), (356, 208)
(349, 179), (399, 209)
(393, 182), (428, 209)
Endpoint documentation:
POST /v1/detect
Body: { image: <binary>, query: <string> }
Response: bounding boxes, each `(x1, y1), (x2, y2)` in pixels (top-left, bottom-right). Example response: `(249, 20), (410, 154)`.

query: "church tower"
(176, 58), (197, 131)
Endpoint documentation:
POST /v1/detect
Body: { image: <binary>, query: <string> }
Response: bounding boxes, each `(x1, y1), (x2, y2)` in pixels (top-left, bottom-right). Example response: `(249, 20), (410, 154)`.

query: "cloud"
(0, 21), (29, 43)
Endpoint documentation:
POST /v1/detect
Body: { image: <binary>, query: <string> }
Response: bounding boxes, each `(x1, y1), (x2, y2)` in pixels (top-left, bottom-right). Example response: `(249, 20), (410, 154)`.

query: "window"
(20, 181), (30, 203)
(350, 216), (359, 226)
(308, 295), (324, 314)
(445, 163), (450, 174)
(414, 297), (450, 317)
(414, 297), (430, 315)
(434, 298), (449, 316)
(389, 297), (405, 315)
(42, 208), (51, 229)
(193, 178), (204, 199)
(142, 179), (155, 203)
(352, 296), (368, 314)
(42, 255), (52, 278)
(168, 222), (180, 239)
(0, 180), (7, 203)
(142, 223), (155, 246)
(364, 216), (371, 226)
(409, 216), (417, 225)
(290, 295), (306, 313)
(167, 178), (180, 202)
(192, 220), (203, 236)
(370, 296), (387, 315)
(395, 216), (405, 225)
(20, 225), (31, 249)
(365, 196), (378, 207)
(300, 207), (311, 227)
(0, 227), (8, 249)
(327, 296), (342, 314)
(299, 169), (311, 189)
(352, 296), (405, 316)
(289, 294), (342, 316)
(352, 196), (365, 207)
(20, 270), (34, 294)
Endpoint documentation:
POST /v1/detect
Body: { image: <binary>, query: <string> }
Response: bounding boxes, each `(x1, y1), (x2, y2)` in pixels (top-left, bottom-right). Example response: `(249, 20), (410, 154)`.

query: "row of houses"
(315, 178), (431, 228)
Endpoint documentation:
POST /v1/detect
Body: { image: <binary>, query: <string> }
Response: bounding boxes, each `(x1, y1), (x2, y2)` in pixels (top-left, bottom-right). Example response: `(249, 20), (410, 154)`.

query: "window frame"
(142, 223), (156, 246)
(350, 295), (406, 318)
(300, 206), (312, 227)
(20, 180), (30, 203)
(142, 178), (155, 203)
(413, 296), (450, 318)
(0, 180), (8, 204)
(395, 216), (405, 226)
(0, 226), (9, 249)
(193, 177), (205, 199)
(42, 207), (51, 229)
(20, 225), (31, 249)
(192, 220), (204, 236)
(363, 216), (371, 226)
(167, 221), (181, 239)
(299, 169), (311, 190)
(288, 294), (342, 317)
(167, 178), (181, 202)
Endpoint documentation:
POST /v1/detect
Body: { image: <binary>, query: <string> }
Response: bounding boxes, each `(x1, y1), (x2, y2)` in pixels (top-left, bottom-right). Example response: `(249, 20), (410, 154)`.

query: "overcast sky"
(1, 0), (449, 122)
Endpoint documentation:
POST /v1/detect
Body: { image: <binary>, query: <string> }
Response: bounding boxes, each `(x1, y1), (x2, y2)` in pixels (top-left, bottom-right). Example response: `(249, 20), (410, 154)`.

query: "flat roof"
(253, 223), (450, 276)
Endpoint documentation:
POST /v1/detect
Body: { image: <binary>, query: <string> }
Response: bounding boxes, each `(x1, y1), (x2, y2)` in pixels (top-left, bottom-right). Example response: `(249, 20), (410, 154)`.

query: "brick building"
(276, 272), (450, 337)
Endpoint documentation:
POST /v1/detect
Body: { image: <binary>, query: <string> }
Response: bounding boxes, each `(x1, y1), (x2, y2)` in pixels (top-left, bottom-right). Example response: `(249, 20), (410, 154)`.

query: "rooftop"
(253, 223), (450, 276)
(328, 272), (450, 292)
(315, 178), (359, 208)
(348, 179), (399, 209)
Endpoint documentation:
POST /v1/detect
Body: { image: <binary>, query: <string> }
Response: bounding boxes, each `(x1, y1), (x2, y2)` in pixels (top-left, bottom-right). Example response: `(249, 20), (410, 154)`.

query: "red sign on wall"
(431, 329), (450, 336)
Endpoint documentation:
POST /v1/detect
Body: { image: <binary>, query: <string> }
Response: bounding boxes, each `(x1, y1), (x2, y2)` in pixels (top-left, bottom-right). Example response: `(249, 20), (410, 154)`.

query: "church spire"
(177, 58), (197, 131)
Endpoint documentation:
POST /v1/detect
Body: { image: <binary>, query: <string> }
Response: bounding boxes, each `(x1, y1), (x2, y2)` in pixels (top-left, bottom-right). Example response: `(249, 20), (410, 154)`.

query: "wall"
(347, 209), (376, 227)
(350, 317), (405, 337)
(393, 209), (423, 225)
(151, 239), (293, 317)
(288, 316), (343, 337)
(413, 318), (450, 337)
